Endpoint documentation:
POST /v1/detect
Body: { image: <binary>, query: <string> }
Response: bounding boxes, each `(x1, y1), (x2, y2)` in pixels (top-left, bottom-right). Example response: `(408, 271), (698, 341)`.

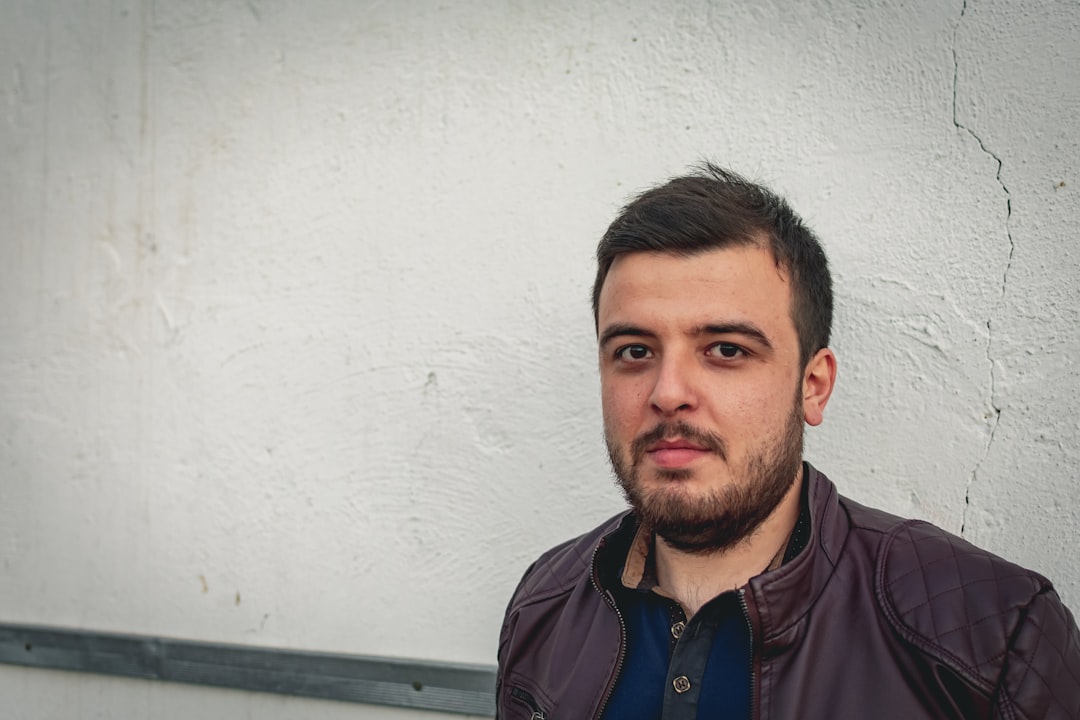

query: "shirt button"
(671, 621), (685, 639)
(673, 675), (691, 694)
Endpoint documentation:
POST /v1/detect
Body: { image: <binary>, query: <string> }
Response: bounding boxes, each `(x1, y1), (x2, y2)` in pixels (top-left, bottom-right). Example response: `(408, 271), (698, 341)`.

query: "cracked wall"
(949, 0), (1080, 588)
(1, 0), (1078, 716)
(951, 0), (1013, 536)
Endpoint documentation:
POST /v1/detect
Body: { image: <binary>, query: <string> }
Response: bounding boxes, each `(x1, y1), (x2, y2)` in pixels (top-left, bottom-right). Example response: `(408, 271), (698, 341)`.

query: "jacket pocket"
(507, 684), (549, 719)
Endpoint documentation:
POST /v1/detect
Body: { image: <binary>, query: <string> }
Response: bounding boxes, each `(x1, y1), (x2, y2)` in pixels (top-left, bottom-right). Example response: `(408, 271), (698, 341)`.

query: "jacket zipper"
(739, 588), (758, 720)
(509, 685), (547, 719)
(590, 539), (627, 720)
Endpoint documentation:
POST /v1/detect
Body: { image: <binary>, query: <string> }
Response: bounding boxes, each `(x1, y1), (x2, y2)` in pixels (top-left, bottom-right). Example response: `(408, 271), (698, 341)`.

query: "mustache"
(630, 421), (727, 464)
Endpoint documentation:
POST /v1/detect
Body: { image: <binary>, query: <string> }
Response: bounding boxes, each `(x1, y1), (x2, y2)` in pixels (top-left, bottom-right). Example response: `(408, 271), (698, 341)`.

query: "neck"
(653, 469), (804, 618)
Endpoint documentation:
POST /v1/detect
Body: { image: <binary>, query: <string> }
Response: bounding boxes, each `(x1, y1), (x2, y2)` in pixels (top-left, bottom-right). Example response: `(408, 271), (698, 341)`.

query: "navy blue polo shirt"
(600, 531), (752, 720)
(602, 581), (752, 719)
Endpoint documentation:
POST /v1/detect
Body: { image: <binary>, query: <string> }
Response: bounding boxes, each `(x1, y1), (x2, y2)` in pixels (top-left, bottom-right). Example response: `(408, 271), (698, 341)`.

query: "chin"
(618, 463), (798, 555)
(646, 466), (696, 483)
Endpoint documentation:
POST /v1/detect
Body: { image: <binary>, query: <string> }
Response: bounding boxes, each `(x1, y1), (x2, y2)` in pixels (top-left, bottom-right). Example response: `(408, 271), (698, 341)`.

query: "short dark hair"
(592, 163), (832, 367)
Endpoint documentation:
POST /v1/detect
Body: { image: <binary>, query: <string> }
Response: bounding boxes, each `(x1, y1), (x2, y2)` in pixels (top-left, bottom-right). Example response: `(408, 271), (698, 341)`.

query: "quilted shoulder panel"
(877, 521), (1045, 689)
(877, 520), (1080, 717)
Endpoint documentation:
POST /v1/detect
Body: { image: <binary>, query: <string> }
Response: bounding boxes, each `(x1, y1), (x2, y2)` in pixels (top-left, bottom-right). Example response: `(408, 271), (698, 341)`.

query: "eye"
(707, 342), (745, 360)
(615, 344), (652, 362)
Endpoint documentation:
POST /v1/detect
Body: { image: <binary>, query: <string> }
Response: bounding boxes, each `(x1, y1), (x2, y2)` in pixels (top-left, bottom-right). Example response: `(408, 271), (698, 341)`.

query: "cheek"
(708, 380), (789, 430)
(600, 377), (645, 431)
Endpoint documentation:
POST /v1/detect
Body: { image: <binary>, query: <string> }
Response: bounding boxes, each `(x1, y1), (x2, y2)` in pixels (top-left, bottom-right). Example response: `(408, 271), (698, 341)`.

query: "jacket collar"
(744, 463), (848, 645)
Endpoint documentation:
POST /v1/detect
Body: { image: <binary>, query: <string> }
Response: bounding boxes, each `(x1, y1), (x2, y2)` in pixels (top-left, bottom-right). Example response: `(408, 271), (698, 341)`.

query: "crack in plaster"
(952, 0), (1015, 536)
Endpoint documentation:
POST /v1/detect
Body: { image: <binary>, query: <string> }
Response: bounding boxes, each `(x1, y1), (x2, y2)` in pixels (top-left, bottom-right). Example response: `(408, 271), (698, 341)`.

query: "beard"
(606, 398), (804, 555)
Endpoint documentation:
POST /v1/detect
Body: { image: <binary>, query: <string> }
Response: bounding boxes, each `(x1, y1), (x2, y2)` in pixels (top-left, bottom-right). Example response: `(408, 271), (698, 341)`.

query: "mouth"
(645, 438), (712, 469)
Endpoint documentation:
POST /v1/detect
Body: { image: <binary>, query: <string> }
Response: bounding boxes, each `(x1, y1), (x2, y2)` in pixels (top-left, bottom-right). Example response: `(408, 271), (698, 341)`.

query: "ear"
(802, 347), (837, 427)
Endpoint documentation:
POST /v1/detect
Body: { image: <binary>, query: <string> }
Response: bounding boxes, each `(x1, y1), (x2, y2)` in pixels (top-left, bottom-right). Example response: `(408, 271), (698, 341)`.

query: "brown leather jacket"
(496, 464), (1080, 719)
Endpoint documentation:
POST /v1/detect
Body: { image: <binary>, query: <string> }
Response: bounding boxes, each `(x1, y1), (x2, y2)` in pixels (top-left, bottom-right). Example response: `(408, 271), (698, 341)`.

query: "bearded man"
(495, 164), (1080, 719)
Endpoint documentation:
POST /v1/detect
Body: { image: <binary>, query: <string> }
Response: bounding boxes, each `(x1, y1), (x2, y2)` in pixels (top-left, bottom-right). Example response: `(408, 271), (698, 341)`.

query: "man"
(495, 164), (1080, 719)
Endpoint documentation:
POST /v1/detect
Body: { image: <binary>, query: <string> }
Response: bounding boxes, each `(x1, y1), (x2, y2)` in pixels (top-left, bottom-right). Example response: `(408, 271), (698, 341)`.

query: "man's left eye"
(707, 343), (744, 359)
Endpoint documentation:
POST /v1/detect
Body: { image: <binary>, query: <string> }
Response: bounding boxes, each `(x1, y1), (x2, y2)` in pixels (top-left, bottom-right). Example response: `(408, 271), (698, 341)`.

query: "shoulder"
(831, 488), (1054, 623)
(871, 515), (1080, 715)
(504, 511), (631, 613)
(875, 517), (1049, 664)
(496, 513), (634, 717)
(828, 486), (1080, 714)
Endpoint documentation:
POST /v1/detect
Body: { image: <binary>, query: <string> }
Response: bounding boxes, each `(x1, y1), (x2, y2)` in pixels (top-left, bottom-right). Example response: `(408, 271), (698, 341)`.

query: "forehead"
(597, 247), (795, 336)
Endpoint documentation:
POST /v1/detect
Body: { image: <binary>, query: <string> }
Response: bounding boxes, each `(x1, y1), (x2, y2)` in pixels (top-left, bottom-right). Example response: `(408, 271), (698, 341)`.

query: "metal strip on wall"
(0, 623), (496, 716)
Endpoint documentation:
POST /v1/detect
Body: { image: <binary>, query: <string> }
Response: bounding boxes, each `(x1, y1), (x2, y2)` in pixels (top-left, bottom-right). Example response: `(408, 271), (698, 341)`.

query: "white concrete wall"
(1, 0), (1077, 716)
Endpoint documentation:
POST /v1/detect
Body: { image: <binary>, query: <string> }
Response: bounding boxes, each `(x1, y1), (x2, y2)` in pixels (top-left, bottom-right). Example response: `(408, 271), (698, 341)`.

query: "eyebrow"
(598, 323), (652, 348)
(598, 321), (774, 350)
(696, 322), (774, 350)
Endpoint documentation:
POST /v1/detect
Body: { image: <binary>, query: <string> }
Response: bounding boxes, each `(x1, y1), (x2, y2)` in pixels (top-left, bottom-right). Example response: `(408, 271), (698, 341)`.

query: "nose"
(649, 353), (697, 416)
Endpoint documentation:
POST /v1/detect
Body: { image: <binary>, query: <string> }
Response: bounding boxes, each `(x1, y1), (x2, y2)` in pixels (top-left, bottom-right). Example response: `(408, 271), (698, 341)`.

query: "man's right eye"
(615, 344), (652, 361)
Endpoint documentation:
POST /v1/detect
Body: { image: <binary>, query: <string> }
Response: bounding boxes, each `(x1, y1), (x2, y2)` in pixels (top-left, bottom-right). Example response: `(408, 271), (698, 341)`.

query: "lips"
(646, 438), (712, 468)
(630, 422), (727, 469)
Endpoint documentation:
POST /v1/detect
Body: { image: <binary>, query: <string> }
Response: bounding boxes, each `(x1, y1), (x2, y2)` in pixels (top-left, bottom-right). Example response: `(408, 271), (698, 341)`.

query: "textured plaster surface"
(1, 0), (1077, 716)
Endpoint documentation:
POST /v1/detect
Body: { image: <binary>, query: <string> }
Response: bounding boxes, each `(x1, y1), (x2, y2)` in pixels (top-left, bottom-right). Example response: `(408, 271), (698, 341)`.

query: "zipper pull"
(509, 686), (547, 719)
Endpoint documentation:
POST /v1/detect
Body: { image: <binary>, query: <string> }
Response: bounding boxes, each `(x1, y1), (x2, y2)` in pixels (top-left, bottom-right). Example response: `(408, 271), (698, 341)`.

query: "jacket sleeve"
(995, 587), (1080, 719)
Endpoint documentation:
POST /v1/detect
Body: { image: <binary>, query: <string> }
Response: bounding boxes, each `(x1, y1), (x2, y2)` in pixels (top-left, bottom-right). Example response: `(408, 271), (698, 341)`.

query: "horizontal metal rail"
(0, 623), (496, 716)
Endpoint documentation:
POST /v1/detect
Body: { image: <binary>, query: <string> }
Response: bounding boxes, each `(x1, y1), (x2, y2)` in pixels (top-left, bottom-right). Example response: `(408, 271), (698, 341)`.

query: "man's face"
(597, 245), (808, 553)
